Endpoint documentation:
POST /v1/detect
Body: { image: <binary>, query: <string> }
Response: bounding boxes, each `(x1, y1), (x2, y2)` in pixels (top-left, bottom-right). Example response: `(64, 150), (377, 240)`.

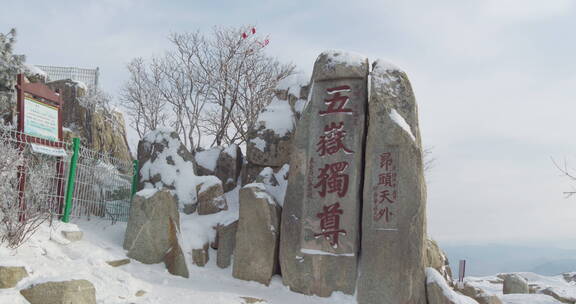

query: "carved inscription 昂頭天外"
(372, 147), (399, 229)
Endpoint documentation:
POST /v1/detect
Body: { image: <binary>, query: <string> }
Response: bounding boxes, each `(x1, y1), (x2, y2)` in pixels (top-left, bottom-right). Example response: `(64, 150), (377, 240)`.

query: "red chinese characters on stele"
(373, 152), (398, 224)
(311, 85), (356, 249)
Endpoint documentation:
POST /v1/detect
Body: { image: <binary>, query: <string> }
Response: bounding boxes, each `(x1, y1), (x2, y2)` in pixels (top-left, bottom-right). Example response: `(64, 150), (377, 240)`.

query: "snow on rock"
(390, 108), (415, 142)
(276, 72), (309, 98)
(501, 294), (563, 304)
(139, 129), (199, 209)
(254, 97), (295, 137)
(256, 164), (289, 206)
(512, 272), (576, 302)
(321, 49), (368, 68)
(195, 147), (223, 172)
(135, 188), (158, 199)
(23, 64), (47, 79)
(72, 80), (88, 91)
(426, 268), (479, 304)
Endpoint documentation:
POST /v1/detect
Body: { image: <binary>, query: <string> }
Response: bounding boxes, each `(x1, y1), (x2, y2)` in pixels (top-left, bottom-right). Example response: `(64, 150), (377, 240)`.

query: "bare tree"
(121, 25), (295, 150)
(120, 58), (171, 139)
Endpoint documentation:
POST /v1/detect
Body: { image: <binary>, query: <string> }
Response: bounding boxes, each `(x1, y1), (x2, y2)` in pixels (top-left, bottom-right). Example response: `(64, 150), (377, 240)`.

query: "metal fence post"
(62, 138), (80, 223)
(131, 159), (139, 198)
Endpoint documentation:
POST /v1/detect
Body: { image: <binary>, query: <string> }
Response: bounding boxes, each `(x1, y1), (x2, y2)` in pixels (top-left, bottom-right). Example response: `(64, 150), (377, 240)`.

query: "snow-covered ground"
(0, 218), (354, 304)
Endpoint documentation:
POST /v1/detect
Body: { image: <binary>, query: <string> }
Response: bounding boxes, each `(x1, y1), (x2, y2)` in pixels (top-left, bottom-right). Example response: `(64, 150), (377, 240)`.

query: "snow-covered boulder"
(426, 268), (479, 304)
(246, 97), (295, 167)
(123, 189), (188, 278)
(195, 144), (243, 192)
(196, 176), (228, 215)
(233, 184), (281, 286)
(0, 266), (28, 289)
(502, 274), (529, 294)
(138, 129), (198, 208)
(20, 279), (96, 304)
(426, 238), (454, 284)
(455, 282), (503, 304)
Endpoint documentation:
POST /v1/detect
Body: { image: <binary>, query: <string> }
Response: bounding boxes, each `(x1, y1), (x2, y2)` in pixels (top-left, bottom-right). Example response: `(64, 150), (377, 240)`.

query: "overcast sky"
(3, 0), (576, 247)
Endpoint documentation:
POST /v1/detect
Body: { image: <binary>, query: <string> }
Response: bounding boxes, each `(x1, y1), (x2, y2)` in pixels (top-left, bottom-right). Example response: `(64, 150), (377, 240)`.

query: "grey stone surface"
(164, 218), (189, 278)
(455, 282), (503, 304)
(61, 230), (83, 242)
(192, 243), (209, 267)
(233, 184), (281, 286)
(20, 279), (96, 304)
(279, 50), (368, 297)
(0, 266), (28, 289)
(241, 162), (282, 186)
(123, 189), (188, 278)
(196, 178), (228, 215)
(246, 99), (295, 167)
(426, 238), (453, 284)
(216, 145), (243, 192)
(502, 274), (529, 294)
(217, 221), (238, 269)
(356, 59), (427, 304)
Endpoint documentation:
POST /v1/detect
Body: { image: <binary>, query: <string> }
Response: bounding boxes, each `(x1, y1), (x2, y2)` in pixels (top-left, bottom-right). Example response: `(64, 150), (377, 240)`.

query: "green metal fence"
(1, 126), (137, 223)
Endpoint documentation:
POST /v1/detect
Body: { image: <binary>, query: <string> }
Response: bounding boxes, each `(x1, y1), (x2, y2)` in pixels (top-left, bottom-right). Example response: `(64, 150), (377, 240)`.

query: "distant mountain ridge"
(441, 243), (576, 276)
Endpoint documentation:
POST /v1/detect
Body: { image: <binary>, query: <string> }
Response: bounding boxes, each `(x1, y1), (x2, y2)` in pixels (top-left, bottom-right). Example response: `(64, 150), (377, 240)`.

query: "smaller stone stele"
(196, 177), (228, 215)
(20, 279), (96, 304)
(217, 221), (238, 269)
(61, 230), (83, 242)
(106, 259), (131, 268)
(192, 243), (210, 267)
(0, 266), (28, 289)
(502, 274), (529, 294)
(233, 184), (281, 286)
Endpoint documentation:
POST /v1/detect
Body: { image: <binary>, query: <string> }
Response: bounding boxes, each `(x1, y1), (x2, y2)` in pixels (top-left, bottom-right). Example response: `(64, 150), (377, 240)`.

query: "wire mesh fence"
(0, 125), (134, 227)
(35, 65), (99, 88)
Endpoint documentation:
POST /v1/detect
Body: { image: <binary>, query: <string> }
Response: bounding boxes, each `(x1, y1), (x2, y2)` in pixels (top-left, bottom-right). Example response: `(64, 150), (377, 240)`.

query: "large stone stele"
(20, 279), (96, 304)
(280, 50), (368, 297)
(233, 184), (281, 286)
(356, 60), (427, 304)
(123, 189), (189, 278)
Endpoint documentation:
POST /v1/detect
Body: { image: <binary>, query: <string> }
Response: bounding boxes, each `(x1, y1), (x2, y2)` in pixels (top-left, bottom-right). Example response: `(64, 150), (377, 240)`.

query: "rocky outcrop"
(455, 282), (503, 304)
(280, 51), (368, 297)
(0, 266), (28, 288)
(426, 238), (453, 284)
(138, 129), (198, 209)
(20, 279), (96, 304)
(123, 189), (189, 278)
(196, 177), (228, 215)
(46, 79), (132, 163)
(426, 268), (479, 304)
(233, 184), (281, 286)
(502, 274), (529, 294)
(196, 145), (243, 192)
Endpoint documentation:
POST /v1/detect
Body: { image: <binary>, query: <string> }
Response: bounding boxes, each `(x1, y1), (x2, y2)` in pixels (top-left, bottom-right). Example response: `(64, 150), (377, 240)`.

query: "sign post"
(15, 74), (65, 220)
